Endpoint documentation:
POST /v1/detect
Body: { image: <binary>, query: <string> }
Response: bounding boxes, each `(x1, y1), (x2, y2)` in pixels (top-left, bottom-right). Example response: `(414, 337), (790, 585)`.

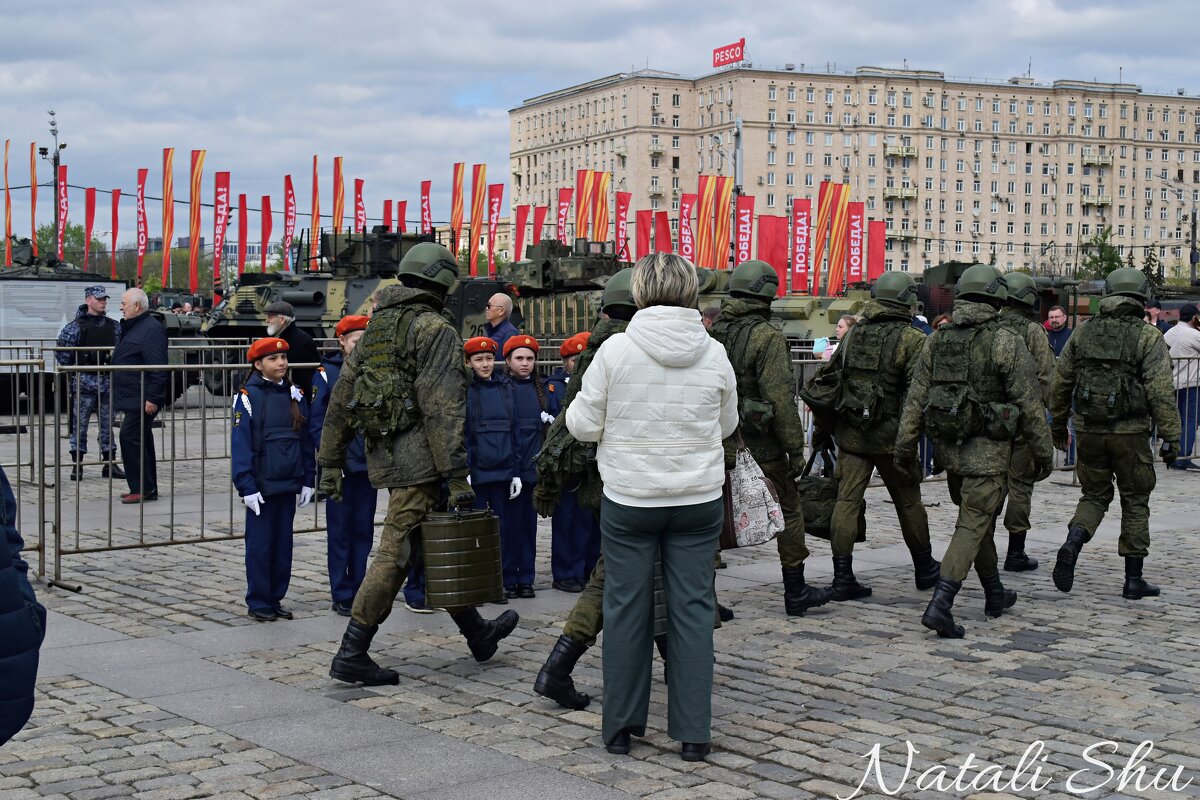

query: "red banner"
(654, 210), (673, 253)
(309, 155), (320, 270)
(678, 193), (697, 261)
(3, 140), (10, 267)
(867, 220), (887, 281)
(712, 38), (745, 67)
(825, 184), (851, 295)
(450, 164), (464, 253)
(635, 209), (651, 259)
(236, 193), (247, 276)
(212, 171), (230, 296)
(791, 198), (810, 294)
(556, 188), (572, 243)
(83, 186), (94, 270)
(421, 180), (432, 234)
(468, 164), (486, 276)
(56, 165), (68, 260)
(187, 150), (205, 293)
(846, 201), (865, 284)
(532, 204), (548, 245)
(332, 156), (345, 234)
(575, 169), (593, 240)
(161, 148), (175, 286)
(382, 199), (392, 232)
(756, 215), (788, 298)
(353, 178), (365, 233)
(713, 177), (735, 269)
(809, 181), (832, 294)
(136, 168), (148, 279)
(734, 195), (755, 267)
(614, 192), (631, 260)
(396, 201), (407, 233)
(110, 189), (120, 279)
(592, 171), (610, 241)
(486, 183), (503, 277)
(514, 204), (530, 261)
(695, 175), (716, 268)
(283, 175), (296, 270)
(29, 143), (37, 256)
(260, 195), (273, 273)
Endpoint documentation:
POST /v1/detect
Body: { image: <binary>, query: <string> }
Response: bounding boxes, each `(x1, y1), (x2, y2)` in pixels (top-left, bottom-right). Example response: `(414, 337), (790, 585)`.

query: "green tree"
(35, 222), (105, 268)
(457, 246), (510, 274)
(1143, 248), (1162, 286)
(1076, 226), (1123, 281)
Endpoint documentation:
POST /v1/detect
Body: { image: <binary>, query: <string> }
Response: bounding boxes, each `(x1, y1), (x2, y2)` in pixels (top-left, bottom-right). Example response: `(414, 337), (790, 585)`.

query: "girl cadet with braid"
(502, 335), (548, 599)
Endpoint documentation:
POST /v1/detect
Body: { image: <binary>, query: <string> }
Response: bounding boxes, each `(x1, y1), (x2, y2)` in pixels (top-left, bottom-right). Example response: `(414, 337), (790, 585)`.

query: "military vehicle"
(916, 261), (1080, 323)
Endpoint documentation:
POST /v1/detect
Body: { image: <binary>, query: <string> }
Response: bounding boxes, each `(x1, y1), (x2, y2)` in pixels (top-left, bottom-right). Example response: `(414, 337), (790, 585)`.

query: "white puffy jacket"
(566, 305), (739, 508)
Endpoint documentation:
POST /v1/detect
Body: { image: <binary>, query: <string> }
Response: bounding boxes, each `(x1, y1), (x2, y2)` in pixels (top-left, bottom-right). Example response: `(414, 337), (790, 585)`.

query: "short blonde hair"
(631, 253), (699, 309)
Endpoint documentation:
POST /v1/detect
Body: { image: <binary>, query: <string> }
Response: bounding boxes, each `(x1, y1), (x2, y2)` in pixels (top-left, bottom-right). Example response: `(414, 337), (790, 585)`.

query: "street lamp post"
(1160, 177), (1197, 284)
(38, 111), (66, 260)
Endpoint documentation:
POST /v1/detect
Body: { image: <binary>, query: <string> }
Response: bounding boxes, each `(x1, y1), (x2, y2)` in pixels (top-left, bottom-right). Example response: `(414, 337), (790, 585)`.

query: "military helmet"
(1003, 271), (1039, 308)
(728, 260), (779, 300)
(1103, 267), (1151, 301)
(955, 263), (1008, 303)
(871, 271), (919, 306)
(398, 242), (459, 292)
(602, 267), (636, 311)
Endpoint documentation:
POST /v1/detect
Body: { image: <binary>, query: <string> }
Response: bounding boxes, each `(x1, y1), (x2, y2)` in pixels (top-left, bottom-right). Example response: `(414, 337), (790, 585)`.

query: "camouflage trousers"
(830, 450), (930, 557)
(763, 466), (808, 568)
(941, 473), (1007, 582)
(351, 482), (464, 626)
(998, 439), (1038, 539)
(1069, 432), (1155, 558)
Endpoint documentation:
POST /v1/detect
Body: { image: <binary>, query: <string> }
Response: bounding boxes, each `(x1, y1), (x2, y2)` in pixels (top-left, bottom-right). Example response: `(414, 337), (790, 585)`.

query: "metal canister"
(420, 508), (504, 609)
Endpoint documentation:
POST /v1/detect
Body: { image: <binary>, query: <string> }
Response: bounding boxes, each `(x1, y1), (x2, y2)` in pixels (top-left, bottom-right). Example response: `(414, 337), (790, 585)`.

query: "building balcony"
(883, 187), (918, 200)
(648, 185), (665, 197)
(648, 143), (665, 156)
(1082, 153), (1113, 167)
(1082, 195), (1112, 206)
(886, 228), (917, 240)
(883, 144), (917, 158)
(613, 146), (627, 158)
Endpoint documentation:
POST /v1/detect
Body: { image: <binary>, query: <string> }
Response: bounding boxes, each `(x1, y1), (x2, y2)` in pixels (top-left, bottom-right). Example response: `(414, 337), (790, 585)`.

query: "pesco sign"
(712, 38), (745, 68)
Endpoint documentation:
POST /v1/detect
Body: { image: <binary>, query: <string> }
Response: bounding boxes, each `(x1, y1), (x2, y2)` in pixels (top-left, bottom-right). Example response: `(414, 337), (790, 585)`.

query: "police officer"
(895, 264), (1054, 638)
(995, 272), (1056, 572)
(1049, 268), (1181, 600)
(318, 242), (519, 685)
(709, 260), (830, 616)
(55, 286), (123, 480)
(814, 271), (938, 600)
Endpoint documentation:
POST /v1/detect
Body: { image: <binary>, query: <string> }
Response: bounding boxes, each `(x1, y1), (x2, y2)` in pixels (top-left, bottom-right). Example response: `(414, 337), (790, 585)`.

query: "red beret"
(560, 332), (591, 357)
(464, 336), (498, 356)
(335, 315), (369, 338)
(247, 337), (289, 362)
(504, 335), (539, 358)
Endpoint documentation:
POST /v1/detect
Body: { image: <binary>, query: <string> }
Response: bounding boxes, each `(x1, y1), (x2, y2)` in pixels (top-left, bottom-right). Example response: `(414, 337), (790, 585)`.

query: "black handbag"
(795, 448), (865, 542)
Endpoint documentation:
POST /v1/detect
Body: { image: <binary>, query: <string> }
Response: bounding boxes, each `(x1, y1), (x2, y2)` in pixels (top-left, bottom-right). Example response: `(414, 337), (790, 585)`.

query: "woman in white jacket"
(566, 253), (738, 763)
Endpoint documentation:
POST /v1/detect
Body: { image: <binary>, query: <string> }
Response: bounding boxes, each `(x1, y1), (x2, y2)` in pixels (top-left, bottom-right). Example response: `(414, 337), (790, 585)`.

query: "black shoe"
(605, 729), (631, 755)
(781, 565), (832, 616)
(830, 554), (872, 601)
(979, 571), (1017, 618)
(911, 548), (941, 591)
(273, 606), (294, 620)
(102, 463), (126, 479)
(718, 603), (734, 622)
(491, 595), (509, 605)
(681, 742), (711, 762)
(552, 579), (583, 593)
(921, 577), (965, 638)
(1003, 532), (1038, 571)
(1053, 525), (1089, 593)
(516, 584), (535, 599)
(329, 620), (400, 685)
(1122, 557), (1161, 600)
(533, 634), (591, 710)
(247, 608), (276, 622)
(331, 601), (353, 617)
(504, 586), (519, 599)
(451, 608), (520, 662)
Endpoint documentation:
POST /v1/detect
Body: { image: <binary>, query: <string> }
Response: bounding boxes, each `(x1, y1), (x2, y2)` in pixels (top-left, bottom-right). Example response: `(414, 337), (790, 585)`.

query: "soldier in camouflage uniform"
(1049, 268), (1181, 600)
(710, 261), (831, 616)
(318, 242), (519, 686)
(895, 264), (1054, 638)
(994, 272), (1057, 572)
(813, 271), (938, 601)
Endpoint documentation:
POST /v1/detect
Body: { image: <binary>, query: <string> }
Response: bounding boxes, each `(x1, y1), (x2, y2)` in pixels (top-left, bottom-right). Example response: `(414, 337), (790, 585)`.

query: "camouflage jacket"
(1049, 296), (1181, 441)
(317, 285), (469, 488)
(56, 306), (118, 394)
(895, 300), (1053, 476)
(710, 297), (805, 471)
(998, 307), (1056, 405)
(814, 300), (926, 456)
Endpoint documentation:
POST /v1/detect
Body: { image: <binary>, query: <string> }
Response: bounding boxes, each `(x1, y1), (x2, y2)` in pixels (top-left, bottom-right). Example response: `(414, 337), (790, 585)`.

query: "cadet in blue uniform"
(232, 337), (316, 622)
(547, 332), (601, 592)
(310, 316), (376, 617)
(503, 335), (547, 599)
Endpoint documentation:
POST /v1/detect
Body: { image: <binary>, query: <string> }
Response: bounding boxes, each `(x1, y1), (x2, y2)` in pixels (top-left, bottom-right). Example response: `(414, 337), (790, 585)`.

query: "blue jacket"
(484, 319), (519, 357)
(544, 367), (568, 417)
(465, 374), (519, 485)
(112, 311), (169, 411)
(1047, 325), (1073, 357)
(0, 465), (45, 746)
(509, 374), (545, 484)
(232, 373), (315, 497)
(309, 355), (367, 475)
(56, 305), (119, 394)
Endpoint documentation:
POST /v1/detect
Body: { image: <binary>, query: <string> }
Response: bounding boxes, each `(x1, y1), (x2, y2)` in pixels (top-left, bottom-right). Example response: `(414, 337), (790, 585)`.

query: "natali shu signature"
(838, 740), (1194, 799)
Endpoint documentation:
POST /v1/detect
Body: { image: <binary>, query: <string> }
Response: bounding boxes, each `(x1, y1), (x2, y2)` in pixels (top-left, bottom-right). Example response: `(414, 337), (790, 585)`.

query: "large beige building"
(510, 64), (1200, 277)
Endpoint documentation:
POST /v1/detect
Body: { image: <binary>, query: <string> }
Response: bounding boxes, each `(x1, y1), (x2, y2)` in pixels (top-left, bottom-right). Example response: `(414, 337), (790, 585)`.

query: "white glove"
(466, 475), (472, 486)
(290, 385), (304, 403)
(540, 411), (555, 425)
(243, 492), (264, 516)
(298, 486), (316, 507)
(509, 477), (523, 499)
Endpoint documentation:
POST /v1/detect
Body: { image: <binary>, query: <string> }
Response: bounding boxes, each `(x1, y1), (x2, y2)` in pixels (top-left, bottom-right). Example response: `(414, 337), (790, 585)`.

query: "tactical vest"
(77, 315), (116, 368)
(923, 321), (1018, 443)
(245, 382), (305, 496)
(1073, 314), (1149, 424)
(837, 321), (907, 431)
(712, 314), (775, 435)
(346, 304), (428, 437)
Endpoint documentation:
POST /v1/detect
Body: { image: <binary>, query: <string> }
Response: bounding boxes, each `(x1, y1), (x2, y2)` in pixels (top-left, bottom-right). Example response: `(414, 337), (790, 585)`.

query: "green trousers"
(830, 450), (930, 557)
(1070, 432), (1156, 558)
(763, 466), (808, 568)
(941, 473), (1006, 582)
(1000, 439), (1037, 538)
(564, 556), (606, 646)
(599, 496), (722, 746)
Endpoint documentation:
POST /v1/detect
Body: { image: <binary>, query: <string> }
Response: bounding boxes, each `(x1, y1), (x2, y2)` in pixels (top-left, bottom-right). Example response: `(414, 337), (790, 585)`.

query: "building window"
(787, 86), (796, 102)
(768, 86), (777, 101)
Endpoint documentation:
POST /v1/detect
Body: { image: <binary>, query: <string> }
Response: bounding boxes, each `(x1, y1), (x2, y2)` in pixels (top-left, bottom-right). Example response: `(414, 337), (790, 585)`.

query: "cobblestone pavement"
(6, 463), (1200, 799)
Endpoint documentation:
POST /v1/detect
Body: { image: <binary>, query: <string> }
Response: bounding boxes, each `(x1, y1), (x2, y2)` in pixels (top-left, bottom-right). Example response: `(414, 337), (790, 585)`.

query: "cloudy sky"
(0, 0), (1192, 247)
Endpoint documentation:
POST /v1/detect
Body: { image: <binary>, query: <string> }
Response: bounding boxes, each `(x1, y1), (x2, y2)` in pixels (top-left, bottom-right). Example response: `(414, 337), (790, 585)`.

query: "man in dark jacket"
(113, 289), (168, 504)
(265, 301), (321, 396)
(0, 464), (46, 746)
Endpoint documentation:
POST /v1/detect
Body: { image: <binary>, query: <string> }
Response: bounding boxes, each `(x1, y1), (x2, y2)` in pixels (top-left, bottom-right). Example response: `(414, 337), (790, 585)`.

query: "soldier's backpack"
(714, 314), (776, 436)
(1073, 315), (1149, 424)
(923, 321), (1020, 444)
(837, 322), (907, 431)
(345, 304), (424, 437)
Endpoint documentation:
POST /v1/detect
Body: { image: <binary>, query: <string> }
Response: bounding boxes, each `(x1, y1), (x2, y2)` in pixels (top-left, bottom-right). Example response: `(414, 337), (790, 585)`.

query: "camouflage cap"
(85, 285), (109, 299)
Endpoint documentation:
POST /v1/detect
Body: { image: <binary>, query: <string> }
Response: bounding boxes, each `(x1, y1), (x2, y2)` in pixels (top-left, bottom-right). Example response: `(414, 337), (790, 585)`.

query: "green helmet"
(1103, 267), (1151, 301)
(1003, 272), (1039, 308)
(871, 271), (919, 306)
(602, 268), (636, 311)
(398, 242), (458, 292)
(955, 263), (1008, 303)
(728, 260), (779, 300)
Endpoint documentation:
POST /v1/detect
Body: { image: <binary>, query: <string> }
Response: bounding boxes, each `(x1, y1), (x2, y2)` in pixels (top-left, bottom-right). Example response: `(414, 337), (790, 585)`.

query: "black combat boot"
(533, 634), (591, 709)
(1052, 525), (1089, 593)
(102, 451), (125, 479)
(1122, 557), (1161, 600)
(451, 607), (520, 662)
(921, 577), (965, 638)
(329, 620), (400, 686)
(911, 548), (941, 591)
(781, 566), (832, 616)
(68, 452), (83, 481)
(979, 571), (1017, 617)
(1003, 533), (1038, 572)
(830, 555), (872, 601)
